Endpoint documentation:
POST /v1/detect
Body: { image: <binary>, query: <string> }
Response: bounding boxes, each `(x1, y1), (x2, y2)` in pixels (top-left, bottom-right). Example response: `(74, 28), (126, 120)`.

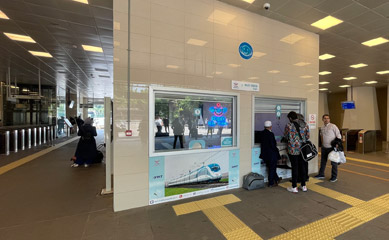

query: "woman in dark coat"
(71, 117), (97, 167)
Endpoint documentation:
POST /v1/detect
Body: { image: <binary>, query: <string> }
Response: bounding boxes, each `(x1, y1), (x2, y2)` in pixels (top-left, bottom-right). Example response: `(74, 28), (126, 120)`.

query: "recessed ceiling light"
(319, 82), (330, 85)
(0, 10), (10, 20)
(207, 10), (236, 25)
(82, 44), (103, 53)
(319, 88), (328, 91)
(300, 75), (313, 78)
(228, 64), (240, 68)
(365, 81), (378, 84)
(253, 51), (266, 58)
(362, 37), (389, 47)
(73, 0), (89, 4)
(187, 38), (207, 46)
(248, 77), (259, 80)
(280, 33), (305, 44)
(242, 0), (255, 3)
(306, 83), (314, 86)
(343, 77), (357, 80)
(350, 63), (368, 68)
(268, 70), (280, 74)
(311, 16), (343, 30)
(214, 71), (222, 75)
(339, 85), (350, 88)
(279, 81), (288, 83)
(294, 62), (311, 67)
(166, 65), (179, 69)
(319, 53), (335, 60)
(319, 71), (332, 75)
(376, 70), (389, 75)
(28, 51), (53, 58)
(4, 32), (36, 43)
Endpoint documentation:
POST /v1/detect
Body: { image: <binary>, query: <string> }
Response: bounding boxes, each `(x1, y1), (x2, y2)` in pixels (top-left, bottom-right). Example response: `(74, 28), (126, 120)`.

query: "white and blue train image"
(166, 163), (222, 187)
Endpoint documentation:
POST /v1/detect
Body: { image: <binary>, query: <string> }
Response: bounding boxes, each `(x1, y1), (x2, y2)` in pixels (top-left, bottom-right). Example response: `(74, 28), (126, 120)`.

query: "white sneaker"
(84, 164), (89, 168)
(287, 187), (298, 193)
(71, 163), (79, 168)
(300, 186), (307, 192)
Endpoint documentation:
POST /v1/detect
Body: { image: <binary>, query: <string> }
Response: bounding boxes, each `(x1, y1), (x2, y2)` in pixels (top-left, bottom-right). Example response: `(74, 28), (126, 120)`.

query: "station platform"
(0, 140), (388, 240)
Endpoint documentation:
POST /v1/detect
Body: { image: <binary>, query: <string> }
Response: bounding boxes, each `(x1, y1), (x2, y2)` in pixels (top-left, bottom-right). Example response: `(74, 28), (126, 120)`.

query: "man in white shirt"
(315, 114), (341, 182)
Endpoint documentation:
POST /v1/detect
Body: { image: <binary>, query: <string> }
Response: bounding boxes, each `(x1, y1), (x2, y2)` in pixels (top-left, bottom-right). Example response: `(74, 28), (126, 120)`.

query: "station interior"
(0, 0), (388, 239)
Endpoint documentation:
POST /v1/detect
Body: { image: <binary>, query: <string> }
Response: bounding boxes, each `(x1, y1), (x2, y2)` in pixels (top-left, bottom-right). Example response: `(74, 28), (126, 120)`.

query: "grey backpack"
(243, 172), (265, 190)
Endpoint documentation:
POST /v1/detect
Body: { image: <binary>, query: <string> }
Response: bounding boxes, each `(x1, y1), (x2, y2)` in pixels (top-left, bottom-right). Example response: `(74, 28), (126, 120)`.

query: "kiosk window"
(153, 92), (237, 153)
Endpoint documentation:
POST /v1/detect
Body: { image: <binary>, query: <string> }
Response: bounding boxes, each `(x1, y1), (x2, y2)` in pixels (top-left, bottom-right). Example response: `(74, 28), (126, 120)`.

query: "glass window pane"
(154, 91), (236, 153)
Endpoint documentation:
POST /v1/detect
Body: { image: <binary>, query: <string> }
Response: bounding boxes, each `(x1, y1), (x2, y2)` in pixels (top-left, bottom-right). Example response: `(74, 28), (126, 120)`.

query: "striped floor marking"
(346, 157), (389, 168)
(337, 167), (389, 182)
(173, 194), (262, 240)
(270, 194), (389, 240)
(0, 137), (79, 176)
(345, 162), (389, 173)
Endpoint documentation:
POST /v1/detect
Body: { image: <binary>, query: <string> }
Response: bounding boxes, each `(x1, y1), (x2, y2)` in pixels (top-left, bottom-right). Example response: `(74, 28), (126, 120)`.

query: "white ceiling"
(0, 0), (113, 98)
(0, 0), (388, 97)
(219, 0), (389, 92)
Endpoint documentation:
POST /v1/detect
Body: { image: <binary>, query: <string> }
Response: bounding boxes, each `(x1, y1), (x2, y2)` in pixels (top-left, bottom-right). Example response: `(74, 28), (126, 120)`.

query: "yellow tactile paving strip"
(0, 137), (79, 176)
(269, 194), (389, 240)
(173, 194), (262, 240)
(346, 157), (389, 168)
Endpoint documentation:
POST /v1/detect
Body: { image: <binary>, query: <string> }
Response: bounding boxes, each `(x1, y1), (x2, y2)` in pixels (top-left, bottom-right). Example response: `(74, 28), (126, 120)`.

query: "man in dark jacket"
(259, 121), (281, 187)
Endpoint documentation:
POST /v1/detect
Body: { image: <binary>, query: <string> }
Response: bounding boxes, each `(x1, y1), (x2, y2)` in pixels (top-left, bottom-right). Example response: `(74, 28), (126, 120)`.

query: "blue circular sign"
(239, 42), (253, 60)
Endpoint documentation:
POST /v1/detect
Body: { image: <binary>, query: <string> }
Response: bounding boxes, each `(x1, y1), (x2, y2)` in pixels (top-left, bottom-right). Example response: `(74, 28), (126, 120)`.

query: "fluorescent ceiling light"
(207, 10), (236, 25)
(228, 64), (240, 68)
(294, 62), (311, 67)
(253, 51), (266, 58)
(214, 71), (222, 75)
(73, 0), (89, 4)
(187, 38), (207, 46)
(319, 71), (332, 75)
(339, 85), (350, 88)
(280, 33), (305, 44)
(206, 75), (214, 78)
(306, 83), (314, 86)
(242, 0), (255, 3)
(300, 75), (313, 79)
(365, 81), (378, 84)
(319, 53), (335, 60)
(311, 16), (343, 30)
(268, 70), (280, 74)
(350, 63), (367, 68)
(319, 88), (328, 91)
(343, 77), (357, 80)
(0, 10), (9, 20)
(248, 77), (258, 80)
(28, 51), (53, 58)
(319, 82), (330, 85)
(279, 81), (288, 83)
(376, 70), (389, 75)
(166, 65), (179, 69)
(362, 37), (389, 47)
(82, 44), (103, 53)
(4, 32), (36, 43)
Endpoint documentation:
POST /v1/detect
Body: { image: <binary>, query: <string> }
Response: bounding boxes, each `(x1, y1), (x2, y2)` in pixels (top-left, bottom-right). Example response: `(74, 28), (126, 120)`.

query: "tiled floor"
(0, 142), (388, 239)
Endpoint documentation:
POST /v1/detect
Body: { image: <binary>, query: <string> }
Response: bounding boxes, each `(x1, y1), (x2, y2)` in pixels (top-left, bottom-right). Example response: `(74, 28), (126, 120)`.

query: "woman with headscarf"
(71, 117), (97, 167)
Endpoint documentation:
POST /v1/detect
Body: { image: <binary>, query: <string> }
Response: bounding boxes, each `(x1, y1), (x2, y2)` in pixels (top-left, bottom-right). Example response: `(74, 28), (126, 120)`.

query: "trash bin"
(0, 130), (10, 155)
(357, 130), (375, 154)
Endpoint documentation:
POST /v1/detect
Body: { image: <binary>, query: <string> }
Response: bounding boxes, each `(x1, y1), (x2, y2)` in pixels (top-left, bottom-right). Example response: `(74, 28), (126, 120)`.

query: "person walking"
(315, 114), (341, 182)
(172, 116), (185, 149)
(284, 111), (310, 193)
(71, 117), (97, 168)
(259, 121), (281, 187)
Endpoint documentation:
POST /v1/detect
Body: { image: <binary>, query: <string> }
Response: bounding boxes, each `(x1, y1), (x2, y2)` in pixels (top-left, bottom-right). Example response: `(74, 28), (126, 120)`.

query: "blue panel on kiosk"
(341, 101), (356, 110)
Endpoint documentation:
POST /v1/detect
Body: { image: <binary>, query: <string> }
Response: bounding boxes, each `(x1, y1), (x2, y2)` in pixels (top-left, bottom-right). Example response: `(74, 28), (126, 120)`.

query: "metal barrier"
(0, 131), (10, 155)
(31, 127), (37, 147)
(10, 129), (18, 152)
(340, 128), (349, 152)
(346, 129), (362, 152)
(37, 127), (42, 145)
(42, 126), (47, 144)
(357, 130), (383, 154)
(25, 128), (32, 149)
(18, 129), (25, 151)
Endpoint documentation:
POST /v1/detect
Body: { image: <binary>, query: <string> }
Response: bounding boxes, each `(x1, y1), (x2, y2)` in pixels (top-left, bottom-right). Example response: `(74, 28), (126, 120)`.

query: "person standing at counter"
(284, 111), (310, 193)
(259, 121), (281, 187)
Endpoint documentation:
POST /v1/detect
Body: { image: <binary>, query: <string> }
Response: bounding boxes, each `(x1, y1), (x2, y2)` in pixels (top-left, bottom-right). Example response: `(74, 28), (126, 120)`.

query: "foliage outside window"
(153, 92), (237, 153)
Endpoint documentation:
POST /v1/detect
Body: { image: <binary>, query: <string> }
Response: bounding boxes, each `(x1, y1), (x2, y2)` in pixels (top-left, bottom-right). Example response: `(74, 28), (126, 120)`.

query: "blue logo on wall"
(239, 42), (253, 60)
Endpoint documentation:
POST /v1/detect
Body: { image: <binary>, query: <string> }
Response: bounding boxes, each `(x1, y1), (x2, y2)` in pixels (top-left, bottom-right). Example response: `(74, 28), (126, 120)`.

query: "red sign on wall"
(125, 130), (132, 137)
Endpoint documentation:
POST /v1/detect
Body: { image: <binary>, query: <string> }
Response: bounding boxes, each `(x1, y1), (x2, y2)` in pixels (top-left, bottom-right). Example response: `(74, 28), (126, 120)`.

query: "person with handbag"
(284, 111), (310, 193)
(259, 121), (282, 187)
(314, 114), (342, 182)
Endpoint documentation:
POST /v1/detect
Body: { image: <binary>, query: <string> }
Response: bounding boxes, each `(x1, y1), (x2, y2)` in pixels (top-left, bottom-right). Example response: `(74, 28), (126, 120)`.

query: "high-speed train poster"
(149, 150), (240, 205)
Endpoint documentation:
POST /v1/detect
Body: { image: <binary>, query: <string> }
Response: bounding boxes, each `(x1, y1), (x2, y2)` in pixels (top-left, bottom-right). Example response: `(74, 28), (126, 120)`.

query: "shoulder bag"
(293, 122), (318, 162)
